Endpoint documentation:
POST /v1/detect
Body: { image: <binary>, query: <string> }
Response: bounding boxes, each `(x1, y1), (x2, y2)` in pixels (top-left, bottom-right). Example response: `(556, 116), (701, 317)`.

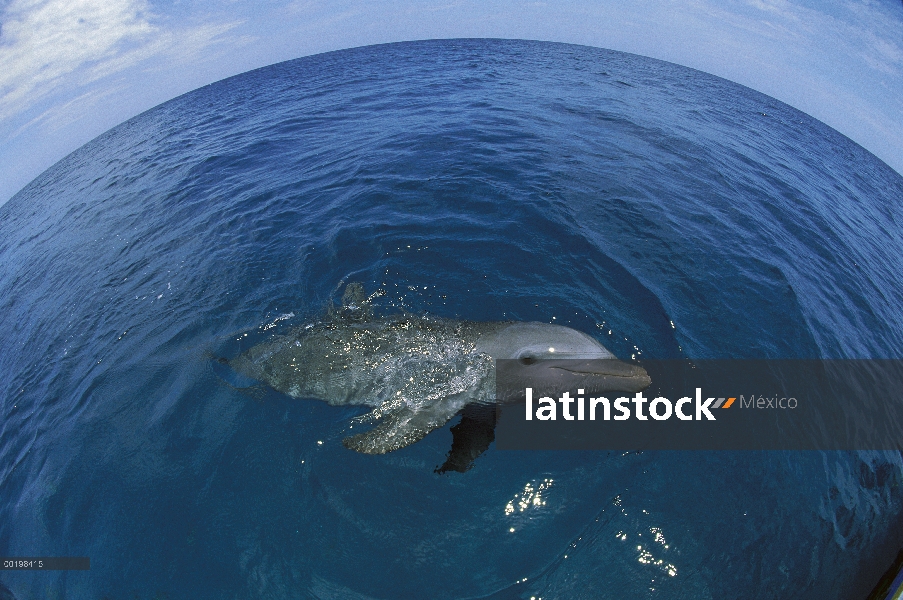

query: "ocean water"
(1, 38), (902, 599)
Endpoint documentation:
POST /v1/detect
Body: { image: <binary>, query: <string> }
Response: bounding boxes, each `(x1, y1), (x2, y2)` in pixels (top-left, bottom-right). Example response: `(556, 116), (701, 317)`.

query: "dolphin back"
(229, 315), (499, 453)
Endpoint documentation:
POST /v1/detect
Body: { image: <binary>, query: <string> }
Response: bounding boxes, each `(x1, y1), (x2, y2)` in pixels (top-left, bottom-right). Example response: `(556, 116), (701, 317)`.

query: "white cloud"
(0, 0), (156, 119)
(0, 0), (240, 122)
(740, 0), (903, 77)
(10, 83), (124, 138)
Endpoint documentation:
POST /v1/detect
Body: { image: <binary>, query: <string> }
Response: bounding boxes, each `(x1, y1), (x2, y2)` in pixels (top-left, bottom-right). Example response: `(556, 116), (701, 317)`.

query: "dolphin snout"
(551, 359), (651, 392)
(632, 367), (652, 391)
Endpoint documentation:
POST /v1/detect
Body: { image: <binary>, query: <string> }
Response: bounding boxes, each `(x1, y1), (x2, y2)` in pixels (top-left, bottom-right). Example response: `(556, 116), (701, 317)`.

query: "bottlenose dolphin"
(226, 284), (650, 464)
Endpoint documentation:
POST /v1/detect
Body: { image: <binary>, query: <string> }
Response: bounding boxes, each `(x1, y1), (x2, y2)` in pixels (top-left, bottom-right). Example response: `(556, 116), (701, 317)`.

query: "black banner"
(495, 359), (903, 450)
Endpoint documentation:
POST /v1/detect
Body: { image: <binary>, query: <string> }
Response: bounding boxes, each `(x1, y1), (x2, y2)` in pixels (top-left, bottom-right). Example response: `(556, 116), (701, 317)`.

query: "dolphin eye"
(519, 355), (537, 365)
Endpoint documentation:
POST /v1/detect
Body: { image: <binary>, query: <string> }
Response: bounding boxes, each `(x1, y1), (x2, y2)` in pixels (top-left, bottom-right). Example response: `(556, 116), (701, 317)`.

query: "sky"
(0, 0), (901, 206)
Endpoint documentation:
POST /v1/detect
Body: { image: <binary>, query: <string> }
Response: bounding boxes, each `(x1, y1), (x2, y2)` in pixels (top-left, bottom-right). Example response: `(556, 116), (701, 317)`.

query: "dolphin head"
(480, 322), (651, 400)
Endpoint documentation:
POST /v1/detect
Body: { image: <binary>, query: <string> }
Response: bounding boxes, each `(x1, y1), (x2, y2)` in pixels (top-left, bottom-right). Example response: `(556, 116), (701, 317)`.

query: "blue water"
(1, 39), (902, 599)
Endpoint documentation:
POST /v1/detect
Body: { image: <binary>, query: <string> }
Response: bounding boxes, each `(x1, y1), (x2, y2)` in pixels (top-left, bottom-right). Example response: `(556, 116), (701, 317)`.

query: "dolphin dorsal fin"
(328, 282), (385, 323)
(341, 281), (367, 308)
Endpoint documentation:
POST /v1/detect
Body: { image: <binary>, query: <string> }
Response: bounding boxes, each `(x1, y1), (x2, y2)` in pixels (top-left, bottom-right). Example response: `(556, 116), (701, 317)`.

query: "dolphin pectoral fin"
(342, 395), (467, 455)
(342, 409), (432, 454)
(435, 403), (497, 474)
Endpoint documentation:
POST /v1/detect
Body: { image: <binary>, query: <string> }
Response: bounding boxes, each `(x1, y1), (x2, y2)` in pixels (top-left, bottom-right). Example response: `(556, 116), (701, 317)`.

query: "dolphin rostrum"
(227, 284), (650, 462)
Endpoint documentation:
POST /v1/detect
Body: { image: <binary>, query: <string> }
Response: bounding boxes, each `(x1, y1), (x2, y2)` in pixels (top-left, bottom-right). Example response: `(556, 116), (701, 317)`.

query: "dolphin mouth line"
(550, 366), (644, 378)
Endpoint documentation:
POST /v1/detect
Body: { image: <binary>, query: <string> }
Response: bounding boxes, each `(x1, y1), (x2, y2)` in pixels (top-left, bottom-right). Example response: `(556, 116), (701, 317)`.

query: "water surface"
(1, 39), (902, 599)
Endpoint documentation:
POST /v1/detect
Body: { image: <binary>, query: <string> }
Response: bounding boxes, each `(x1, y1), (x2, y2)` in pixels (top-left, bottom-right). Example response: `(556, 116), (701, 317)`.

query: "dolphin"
(226, 284), (650, 463)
